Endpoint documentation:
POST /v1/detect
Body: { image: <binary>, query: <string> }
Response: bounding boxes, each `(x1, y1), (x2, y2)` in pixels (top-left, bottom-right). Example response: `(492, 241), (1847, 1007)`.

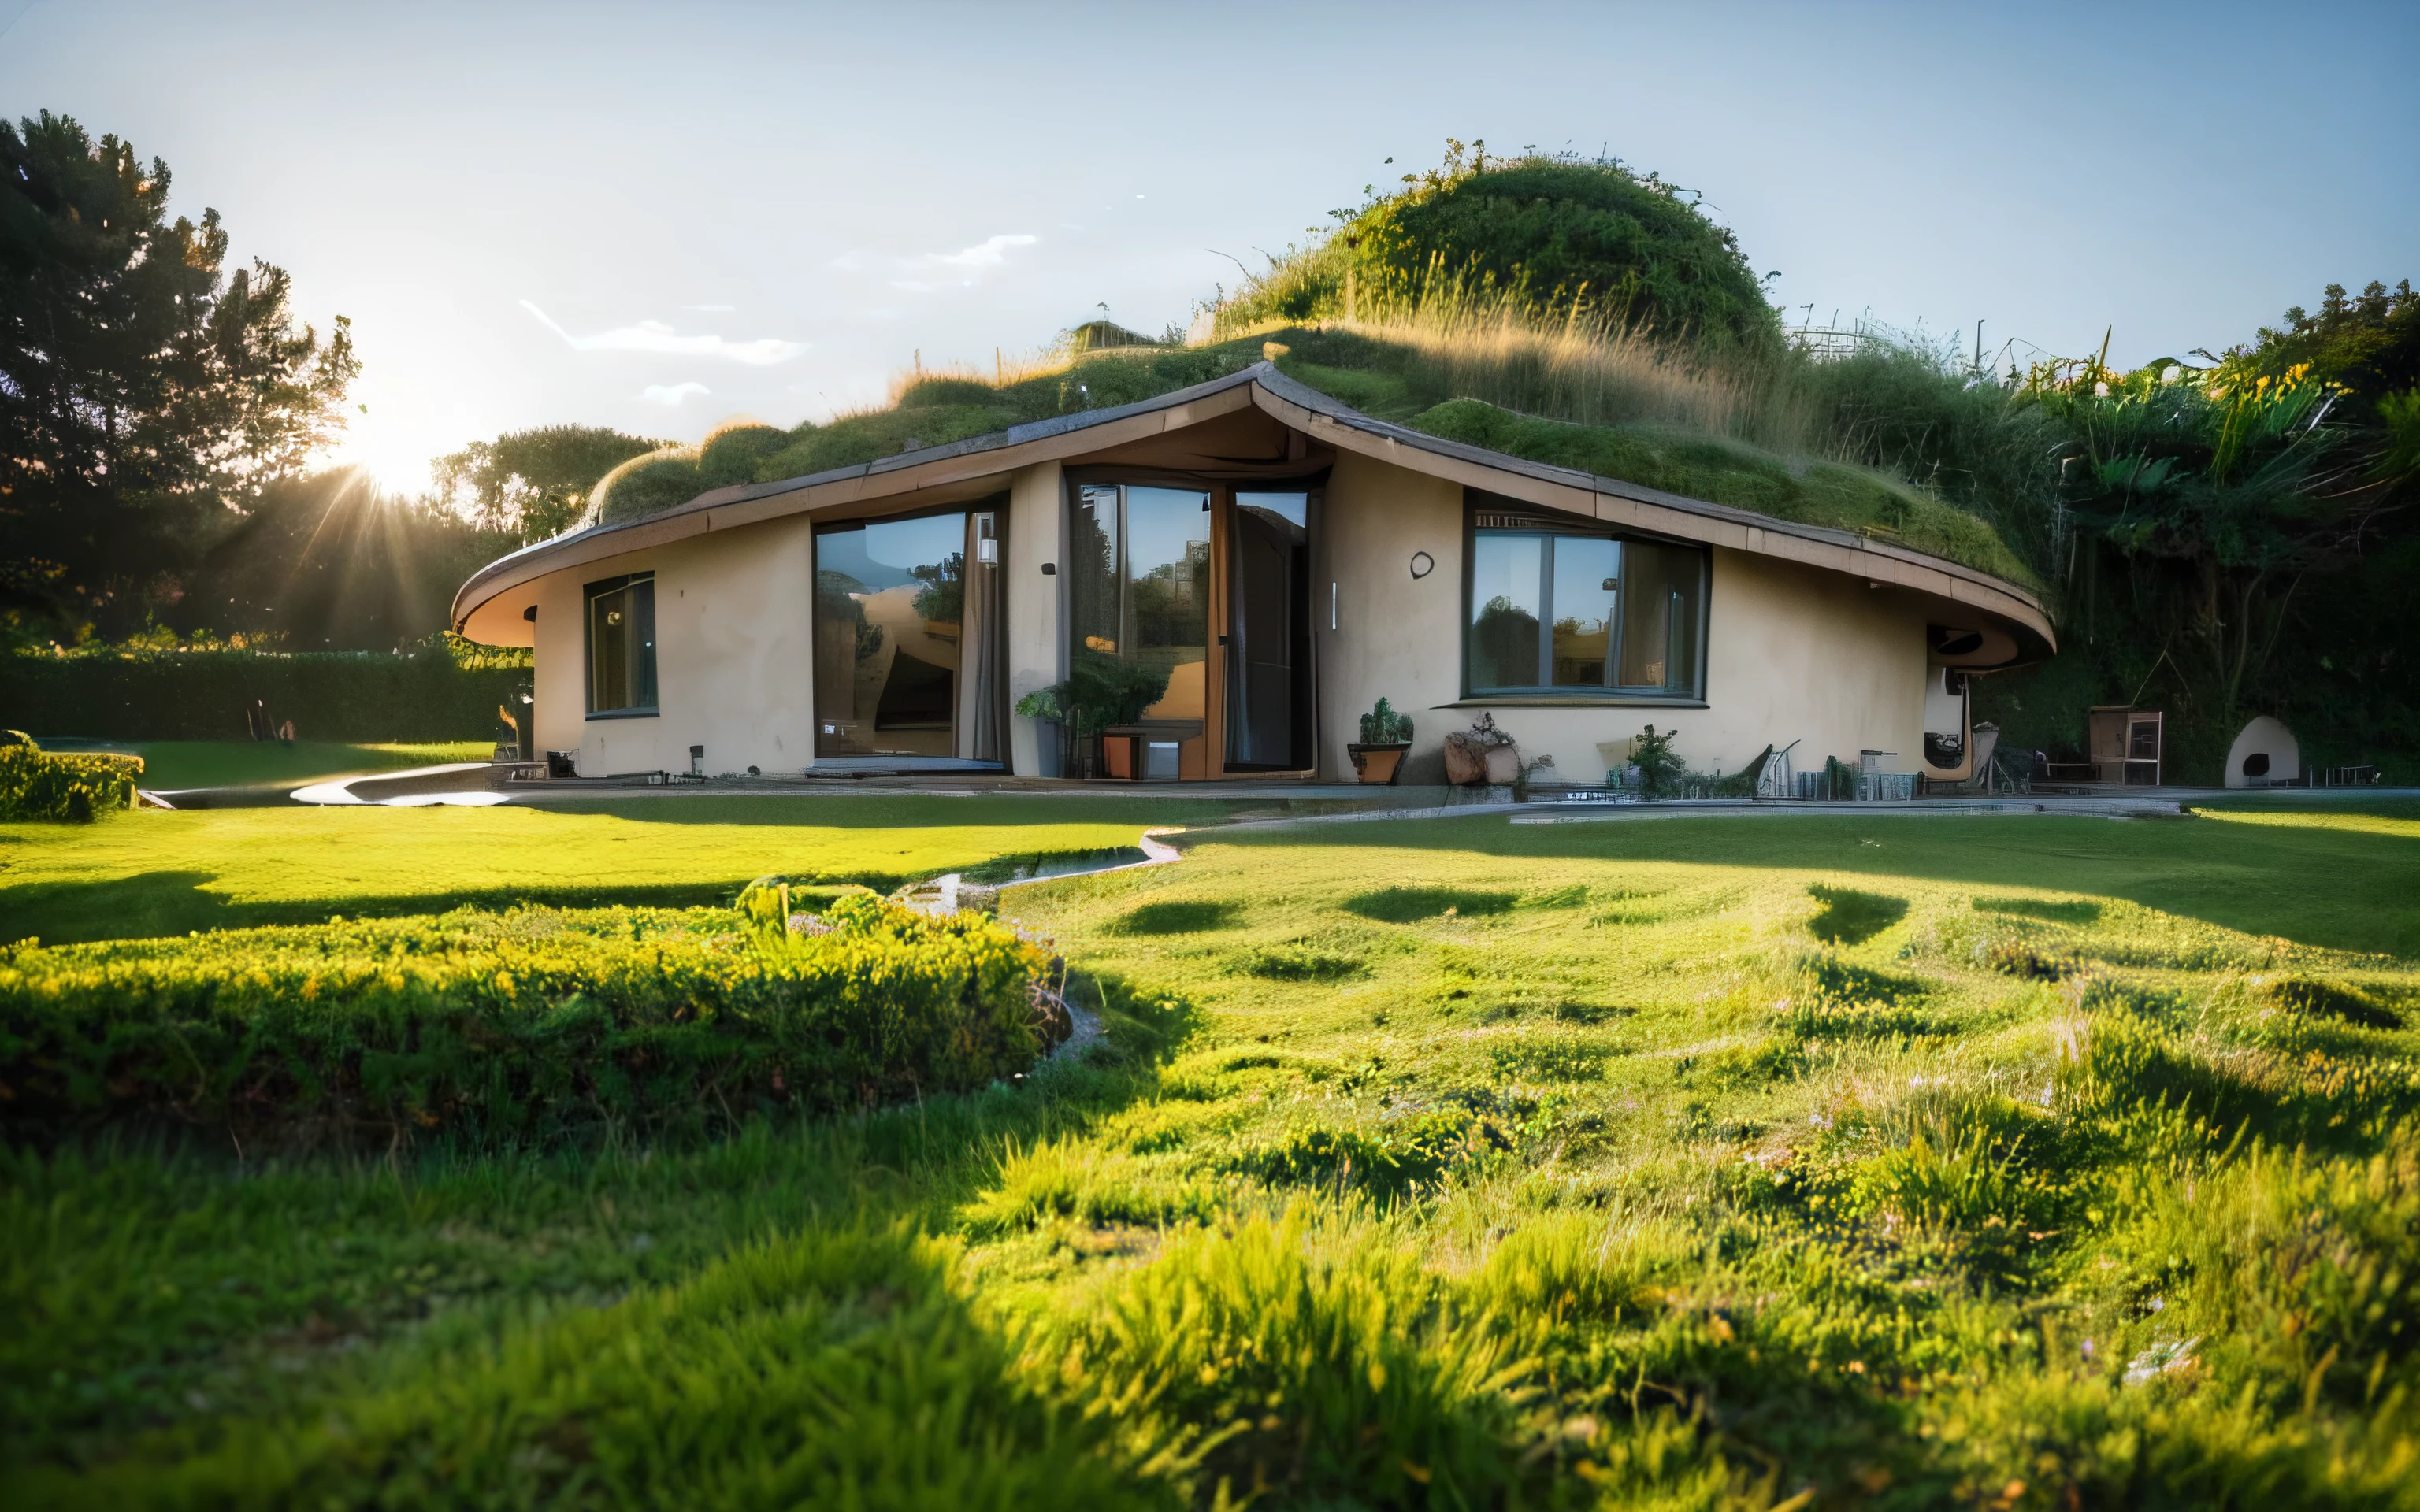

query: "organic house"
(450, 363), (2054, 788)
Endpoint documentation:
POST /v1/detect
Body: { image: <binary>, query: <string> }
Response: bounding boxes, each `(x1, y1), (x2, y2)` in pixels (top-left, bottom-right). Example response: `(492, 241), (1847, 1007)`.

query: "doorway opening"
(1063, 478), (1317, 780)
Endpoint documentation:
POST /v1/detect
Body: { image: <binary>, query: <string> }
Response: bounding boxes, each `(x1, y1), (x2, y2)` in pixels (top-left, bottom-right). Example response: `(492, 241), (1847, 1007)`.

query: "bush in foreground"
(0, 739), (142, 822)
(0, 892), (1052, 1149)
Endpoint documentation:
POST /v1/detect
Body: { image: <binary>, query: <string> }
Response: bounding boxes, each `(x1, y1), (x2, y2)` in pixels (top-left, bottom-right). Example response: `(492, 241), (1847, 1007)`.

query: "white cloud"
(520, 302), (807, 365)
(681, 303), (736, 312)
(641, 381), (711, 406)
(930, 232), (1037, 269)
(830, 234), (1038, 295)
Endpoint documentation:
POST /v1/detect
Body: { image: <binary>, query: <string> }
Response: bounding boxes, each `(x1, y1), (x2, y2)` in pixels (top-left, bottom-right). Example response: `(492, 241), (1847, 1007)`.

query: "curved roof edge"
(451, 362), (2054, 658)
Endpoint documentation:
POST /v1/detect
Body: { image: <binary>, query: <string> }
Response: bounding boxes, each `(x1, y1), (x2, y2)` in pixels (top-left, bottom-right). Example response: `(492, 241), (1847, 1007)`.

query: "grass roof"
(584, 324), (2042, 592)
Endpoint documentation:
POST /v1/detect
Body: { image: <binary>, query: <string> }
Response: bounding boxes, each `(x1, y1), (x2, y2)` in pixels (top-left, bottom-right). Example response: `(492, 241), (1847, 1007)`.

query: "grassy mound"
(1217, 146), (1782, 350)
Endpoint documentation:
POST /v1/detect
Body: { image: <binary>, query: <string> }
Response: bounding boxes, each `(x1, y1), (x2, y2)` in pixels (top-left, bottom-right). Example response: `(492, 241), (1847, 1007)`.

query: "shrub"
(0, 741), (142, 822)
(0, 644), (522, 742)
(0, 895), (1050, 1149)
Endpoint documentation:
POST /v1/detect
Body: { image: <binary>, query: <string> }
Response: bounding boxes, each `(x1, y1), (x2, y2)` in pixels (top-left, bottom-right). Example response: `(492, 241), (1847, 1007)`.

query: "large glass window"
(814, 512), (966, 756)
(1067, 484), (1211, 725)
(1464, 511), (1705, 698)
(585, 573), (657, 717)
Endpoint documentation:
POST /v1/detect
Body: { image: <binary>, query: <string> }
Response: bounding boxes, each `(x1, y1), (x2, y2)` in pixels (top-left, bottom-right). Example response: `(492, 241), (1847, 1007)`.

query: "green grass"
(9, 800), (2420, 1506)
(114, 739), (492, 791)
(584, 320), (2043, 588)
(0, 795), (1265, 945)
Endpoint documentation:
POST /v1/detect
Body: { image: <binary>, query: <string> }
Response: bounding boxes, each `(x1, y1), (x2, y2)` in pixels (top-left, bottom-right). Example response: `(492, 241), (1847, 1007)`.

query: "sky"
(6, 0), (2414, 495)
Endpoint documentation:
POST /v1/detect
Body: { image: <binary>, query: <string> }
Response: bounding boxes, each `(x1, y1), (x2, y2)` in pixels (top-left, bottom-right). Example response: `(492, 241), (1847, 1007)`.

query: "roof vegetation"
(581, 148), (2042, 592)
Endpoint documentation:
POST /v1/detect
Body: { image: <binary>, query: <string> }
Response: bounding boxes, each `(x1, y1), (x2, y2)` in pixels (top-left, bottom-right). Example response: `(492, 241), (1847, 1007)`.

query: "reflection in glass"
(1066, 485), (1209, 732)
(586, 575), (656, 713)
(814, 512), (964, 755)
(1550, 536), (1619, 687)
(1124, 487), (1211, 720)
(1467, 532), (1542, 690)
(1616, 539), (1702, 692)
(1465, 523), (1705, 695)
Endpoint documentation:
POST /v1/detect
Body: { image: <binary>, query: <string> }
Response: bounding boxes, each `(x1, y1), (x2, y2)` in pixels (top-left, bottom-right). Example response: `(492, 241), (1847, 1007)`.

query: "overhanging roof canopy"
(452, 363), (2054, 660)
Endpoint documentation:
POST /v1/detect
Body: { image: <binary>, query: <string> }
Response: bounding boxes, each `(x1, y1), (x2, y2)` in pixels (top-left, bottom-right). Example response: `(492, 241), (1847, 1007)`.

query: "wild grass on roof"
(577, 295), (2043, 591)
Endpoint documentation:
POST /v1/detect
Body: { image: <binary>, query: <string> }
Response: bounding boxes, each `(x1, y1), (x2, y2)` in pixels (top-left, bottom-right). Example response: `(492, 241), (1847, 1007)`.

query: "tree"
(2030, 353), (2400, 732)
(0, 110), (359, 632)
(432, 425), (665, 544)
(2247, 279), (2420, 423)
(180, 468), (514, 650)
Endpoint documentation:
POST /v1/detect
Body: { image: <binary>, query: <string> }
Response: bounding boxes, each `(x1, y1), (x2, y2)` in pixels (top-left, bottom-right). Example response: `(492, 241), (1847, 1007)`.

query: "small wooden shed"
(2086, 706), (2162, 785)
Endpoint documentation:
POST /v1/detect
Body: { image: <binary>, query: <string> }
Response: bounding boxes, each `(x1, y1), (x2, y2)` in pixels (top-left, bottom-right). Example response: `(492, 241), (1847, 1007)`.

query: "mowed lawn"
(9, 799), (2420, 1506)
(36, 739), (496, 792)
(0, 794), (1246, 944)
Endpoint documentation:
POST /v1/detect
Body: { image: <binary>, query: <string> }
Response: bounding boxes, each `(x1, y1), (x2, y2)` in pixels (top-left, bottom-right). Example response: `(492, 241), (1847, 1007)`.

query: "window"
(1067, 483), (1211, 724)
(813, 511), (969, 757)
(1464, 503), (1706, 699)
(585, 573), (657, 717)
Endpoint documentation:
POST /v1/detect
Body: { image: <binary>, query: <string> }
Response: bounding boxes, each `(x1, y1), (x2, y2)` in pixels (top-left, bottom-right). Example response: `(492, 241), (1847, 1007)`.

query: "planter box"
(1346, 742), (1409, 785)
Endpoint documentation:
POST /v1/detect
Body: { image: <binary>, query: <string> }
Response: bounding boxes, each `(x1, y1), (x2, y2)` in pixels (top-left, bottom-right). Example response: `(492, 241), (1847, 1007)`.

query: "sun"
(322, 431), (442, 501)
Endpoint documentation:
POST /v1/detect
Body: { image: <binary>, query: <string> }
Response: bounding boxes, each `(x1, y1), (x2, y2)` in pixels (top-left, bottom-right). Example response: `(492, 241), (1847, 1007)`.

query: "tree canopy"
(0, 110), (359, 634)
(432, 424), (666, 545)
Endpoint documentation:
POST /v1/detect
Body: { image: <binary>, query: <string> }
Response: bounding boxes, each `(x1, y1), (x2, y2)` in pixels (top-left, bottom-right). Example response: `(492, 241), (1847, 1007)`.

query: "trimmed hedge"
(0, 890), (1057, 1149)
(0, 740), (143, 822)
(0, 648), (524, 742)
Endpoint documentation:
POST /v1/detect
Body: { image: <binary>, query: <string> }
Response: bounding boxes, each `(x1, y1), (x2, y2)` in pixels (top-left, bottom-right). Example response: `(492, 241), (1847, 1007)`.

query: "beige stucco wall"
(461, 448), (1939, 785)
(1314, 450), (1932, 785)
(465, 517), (817, 776)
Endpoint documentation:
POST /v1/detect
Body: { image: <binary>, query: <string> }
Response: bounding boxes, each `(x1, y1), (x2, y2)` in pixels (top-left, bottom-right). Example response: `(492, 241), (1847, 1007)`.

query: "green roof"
(584, 327), (2040, 591)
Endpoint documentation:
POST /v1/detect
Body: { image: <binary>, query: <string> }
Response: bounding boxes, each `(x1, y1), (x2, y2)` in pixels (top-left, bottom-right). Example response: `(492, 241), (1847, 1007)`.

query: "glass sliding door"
(1226, 491), (1312, 769)
(814, 510), (966, 757)
(1067, 484), (1210, 770)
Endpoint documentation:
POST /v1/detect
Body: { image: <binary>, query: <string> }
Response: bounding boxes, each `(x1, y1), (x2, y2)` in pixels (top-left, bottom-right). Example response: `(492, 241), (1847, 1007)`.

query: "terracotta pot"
(1483, 744), (1522, 784)
(1347, 742), (1409, 785)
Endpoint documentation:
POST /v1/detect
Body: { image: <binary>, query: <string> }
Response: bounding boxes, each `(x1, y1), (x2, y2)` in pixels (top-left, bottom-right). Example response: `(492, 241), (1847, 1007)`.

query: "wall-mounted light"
(1409, 551), (1435, 580)
(1041, 561), (1057, 576)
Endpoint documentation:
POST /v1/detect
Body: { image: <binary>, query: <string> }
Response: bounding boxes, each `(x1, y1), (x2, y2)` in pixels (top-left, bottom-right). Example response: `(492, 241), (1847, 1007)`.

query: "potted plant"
(1015, 650), (1171, 778)
(1348, 698), (1415, 784)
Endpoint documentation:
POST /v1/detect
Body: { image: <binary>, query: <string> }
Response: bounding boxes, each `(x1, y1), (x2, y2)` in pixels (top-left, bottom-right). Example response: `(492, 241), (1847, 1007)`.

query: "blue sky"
(6, 0), (2414, 492)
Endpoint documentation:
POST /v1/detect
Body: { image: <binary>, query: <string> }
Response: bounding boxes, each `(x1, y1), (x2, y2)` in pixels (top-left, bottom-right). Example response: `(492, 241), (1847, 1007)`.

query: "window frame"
(583, 571), (659, 720)
(1459, 498), (1710, 704)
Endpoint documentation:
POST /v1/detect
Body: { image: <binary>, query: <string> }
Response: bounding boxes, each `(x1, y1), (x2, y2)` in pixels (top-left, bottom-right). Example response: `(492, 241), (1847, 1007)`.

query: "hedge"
(0, 648), (525, 742)
(0, 888), (1061, 1149)
(0, 740), (143, 822)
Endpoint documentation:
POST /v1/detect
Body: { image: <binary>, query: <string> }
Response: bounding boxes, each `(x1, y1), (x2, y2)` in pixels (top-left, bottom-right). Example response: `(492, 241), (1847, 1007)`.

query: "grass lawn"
(0, 794), (1270, 945)
(109, 739), (496, 792)
(7, 801), (2420, 1506)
